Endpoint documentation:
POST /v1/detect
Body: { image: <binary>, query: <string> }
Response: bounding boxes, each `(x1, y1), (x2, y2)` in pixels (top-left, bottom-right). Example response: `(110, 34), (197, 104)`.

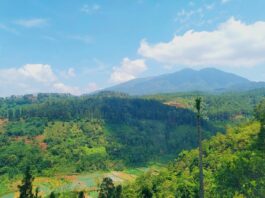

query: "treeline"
(144, 88), (265, 122)
(2, 94), (200, 126)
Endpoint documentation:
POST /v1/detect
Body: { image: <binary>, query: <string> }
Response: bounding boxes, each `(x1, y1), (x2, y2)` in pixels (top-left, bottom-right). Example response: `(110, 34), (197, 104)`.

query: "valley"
(1, 1), (265, 197)
(0, 88), (265, 197)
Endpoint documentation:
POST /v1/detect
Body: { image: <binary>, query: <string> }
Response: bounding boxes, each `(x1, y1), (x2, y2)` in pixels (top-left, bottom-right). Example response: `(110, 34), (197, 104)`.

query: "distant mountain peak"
(105, 67), (264, 95)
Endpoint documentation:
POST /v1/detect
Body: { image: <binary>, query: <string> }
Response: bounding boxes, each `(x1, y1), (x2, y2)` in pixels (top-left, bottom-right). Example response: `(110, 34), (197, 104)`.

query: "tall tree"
(98, 177), (115, 198)
(78, 191), (85, 198)
(18, 166), (34, 198)
(49, 192), (56, 198)
(195, 97), (204, 198)
(115, 185), (122, 198)
(98, 177), (123, 198)
(255, 99), (265, 150)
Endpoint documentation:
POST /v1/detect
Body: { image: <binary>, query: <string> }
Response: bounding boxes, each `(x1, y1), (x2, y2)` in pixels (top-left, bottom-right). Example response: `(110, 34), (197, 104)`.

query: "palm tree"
(195, 97), (204, 198)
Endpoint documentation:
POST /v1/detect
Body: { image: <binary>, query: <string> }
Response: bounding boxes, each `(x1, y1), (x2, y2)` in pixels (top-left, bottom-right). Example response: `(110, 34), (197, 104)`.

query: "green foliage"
(78, 191), (85, 198)
(98, 177), (122, 198)
(47, 191), (84, 198)
(255, 99), (265, 150)
(215, 150), (265, 197)
(0, 140), (49, 177)
(255, 99), (265, 123)
(0, 93), (217, 179)
(5, 118), (47, 136)
(122, 121), (265, 197)
(1, 92), (265, 197)
(18, 166), (38, 198)
(43, 120), (108, 172)
(144, 88), (265, 124)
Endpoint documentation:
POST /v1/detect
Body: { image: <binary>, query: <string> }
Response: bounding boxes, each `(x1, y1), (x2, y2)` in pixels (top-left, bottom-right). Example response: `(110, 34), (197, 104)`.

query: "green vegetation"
(98, 177), (122, 198)
(18, 166), (40, 198)
(144, 88), (265, 125)
(122, 99), (265, 197)
(0, 92), (217, 195)
(0, 91), (265, 197)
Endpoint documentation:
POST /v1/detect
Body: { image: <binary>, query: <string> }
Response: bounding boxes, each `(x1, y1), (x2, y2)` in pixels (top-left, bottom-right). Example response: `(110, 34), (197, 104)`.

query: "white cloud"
(53, 83), (80, 95)
(67, 68), (76, 77)
(15, 18), (48, 28)
(138, 17), (265, 68)
(61, 68), (76, 78)
(175, 3), (213, 24)
(81, 4), (101, 14)
(85, 82), (99, 92)
(176, 9), (195, 20)
(110, 58), (147, 83)
(0, 64), (80, 97)
(18, 64), (57, 83)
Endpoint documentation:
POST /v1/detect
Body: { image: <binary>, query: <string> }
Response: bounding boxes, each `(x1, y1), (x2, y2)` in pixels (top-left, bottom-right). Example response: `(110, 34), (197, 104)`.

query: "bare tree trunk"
(197, 113), (204, 198)
(196, 97), (204, 198)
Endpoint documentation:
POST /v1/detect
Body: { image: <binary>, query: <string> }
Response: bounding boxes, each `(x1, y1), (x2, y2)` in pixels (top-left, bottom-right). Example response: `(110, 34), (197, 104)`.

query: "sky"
(0, 0), (265, 96)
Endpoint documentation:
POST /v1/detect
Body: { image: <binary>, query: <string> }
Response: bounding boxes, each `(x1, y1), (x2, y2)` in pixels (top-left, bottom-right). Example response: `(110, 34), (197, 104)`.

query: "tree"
(115, 185), (122, 198)
(78, 191), (85, 198)
(195, 97), (204, 198)
(98, 177), (115, 198)
(18, 166), (34, 198)
(49, 192), (56, 198)
(98, 177), (123, 198)
(255, 99), (265, 150)
(141, 187), (153, 198)
(34, 188), (40, 198)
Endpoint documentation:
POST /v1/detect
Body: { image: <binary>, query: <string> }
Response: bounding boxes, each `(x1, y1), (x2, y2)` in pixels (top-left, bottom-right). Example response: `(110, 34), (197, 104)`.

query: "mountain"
(106, 68), (265, 95)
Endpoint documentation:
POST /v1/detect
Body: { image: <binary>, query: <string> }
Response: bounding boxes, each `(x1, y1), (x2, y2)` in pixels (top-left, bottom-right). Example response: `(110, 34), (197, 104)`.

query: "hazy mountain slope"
(106, 68), (265, 95)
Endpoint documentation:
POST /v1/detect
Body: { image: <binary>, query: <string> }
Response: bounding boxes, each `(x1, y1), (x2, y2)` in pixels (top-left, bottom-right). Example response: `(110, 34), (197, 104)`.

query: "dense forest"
(121, 98), (265, 197)
(144, 88), (265, 124)
(0, 90), (265, 197)
(0, 92), (216, 179)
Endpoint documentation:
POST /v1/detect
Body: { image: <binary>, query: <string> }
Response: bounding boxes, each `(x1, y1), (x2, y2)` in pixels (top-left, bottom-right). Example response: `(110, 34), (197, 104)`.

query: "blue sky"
(0, 0), (265, 96)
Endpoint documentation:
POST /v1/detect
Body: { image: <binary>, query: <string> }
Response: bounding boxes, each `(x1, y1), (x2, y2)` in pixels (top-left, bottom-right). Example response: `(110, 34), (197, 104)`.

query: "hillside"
(0, 93), (217, 181)
(121, 99), (265, 197)
(1, 92), (264, 197)
(106, 68), (265, 95)
(144, 88), (265, 125)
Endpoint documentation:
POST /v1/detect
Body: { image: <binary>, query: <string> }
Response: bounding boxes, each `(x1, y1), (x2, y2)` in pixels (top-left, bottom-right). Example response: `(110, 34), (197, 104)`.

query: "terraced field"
(1, 168), (147, 198)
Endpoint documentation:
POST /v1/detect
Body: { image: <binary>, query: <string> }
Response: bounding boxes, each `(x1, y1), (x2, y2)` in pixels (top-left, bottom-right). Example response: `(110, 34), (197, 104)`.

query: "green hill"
(1, 92), (264, 197)
(0, 93), (217, 179)
(121, 99), (265, 197)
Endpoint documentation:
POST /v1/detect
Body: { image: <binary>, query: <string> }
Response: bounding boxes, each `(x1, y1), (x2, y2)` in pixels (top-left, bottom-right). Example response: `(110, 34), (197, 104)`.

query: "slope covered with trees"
(1, 92), (264, 197)
(0, 92), (217, 184)
(122, 99), (265, 197)
(144, 88), (265, 124)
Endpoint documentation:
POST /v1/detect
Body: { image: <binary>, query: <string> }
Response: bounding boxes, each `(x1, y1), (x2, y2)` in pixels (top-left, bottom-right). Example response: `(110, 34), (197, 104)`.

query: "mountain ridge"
(105, 68), (265, 95)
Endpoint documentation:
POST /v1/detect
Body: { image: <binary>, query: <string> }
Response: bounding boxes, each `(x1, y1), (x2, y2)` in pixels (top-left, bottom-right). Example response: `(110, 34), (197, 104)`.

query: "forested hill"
(122, 99), (265, 197)
(0, 92), (217, 179)
(1, 91), (265, 197)
(144, 88), (265, 124)
(106, 68), (265, 95)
